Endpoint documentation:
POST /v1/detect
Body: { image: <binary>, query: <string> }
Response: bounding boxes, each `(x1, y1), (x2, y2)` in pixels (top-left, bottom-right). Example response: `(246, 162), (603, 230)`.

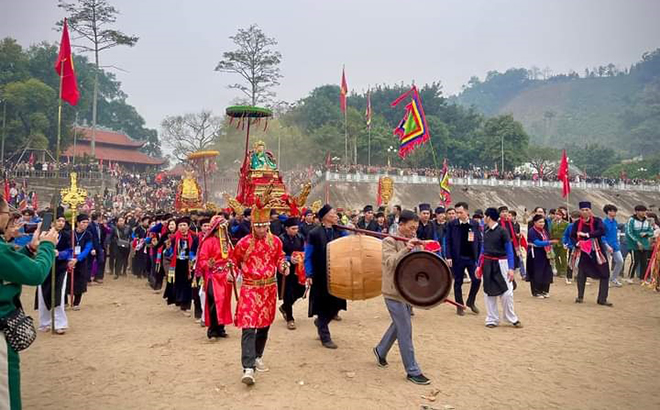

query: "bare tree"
(161, 111), (222, 161)
(57, 0), (138, 156)
(215, 24), (282, 106)
(526, 145), (560, 179)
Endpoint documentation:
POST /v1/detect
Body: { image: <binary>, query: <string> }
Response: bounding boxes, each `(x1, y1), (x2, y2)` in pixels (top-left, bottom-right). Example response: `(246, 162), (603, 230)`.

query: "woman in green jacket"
(0, 195), (58, 410)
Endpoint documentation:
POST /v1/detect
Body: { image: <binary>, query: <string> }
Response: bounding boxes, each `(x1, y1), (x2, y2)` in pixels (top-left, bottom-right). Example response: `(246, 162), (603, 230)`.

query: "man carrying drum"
(373, 209), (431, 385)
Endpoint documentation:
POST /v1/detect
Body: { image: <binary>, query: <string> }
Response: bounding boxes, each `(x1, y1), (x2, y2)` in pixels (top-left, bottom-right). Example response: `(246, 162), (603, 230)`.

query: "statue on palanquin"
(249, 140), (278, 171)
(175, 169), (204, 211)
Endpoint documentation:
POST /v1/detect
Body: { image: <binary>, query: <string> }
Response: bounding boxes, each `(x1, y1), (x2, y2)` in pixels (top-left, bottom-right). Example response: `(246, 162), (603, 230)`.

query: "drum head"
(394, 251), (452, 309)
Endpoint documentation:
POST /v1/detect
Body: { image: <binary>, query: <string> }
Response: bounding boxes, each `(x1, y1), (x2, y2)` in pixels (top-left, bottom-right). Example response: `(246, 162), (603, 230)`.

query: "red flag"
(32, 192), (38, 211)
(28, 152), (35, 165)
(325, 151), (332, 167)
(557, 149), (571, 198)
(365, 89), (372, 128)
(3, 179), (9, 201)
(54, 18), (80, 106)
(340, 67), (348, 114)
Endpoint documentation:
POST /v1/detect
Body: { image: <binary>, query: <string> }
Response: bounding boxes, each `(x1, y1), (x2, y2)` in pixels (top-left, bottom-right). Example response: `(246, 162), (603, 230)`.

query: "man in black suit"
(445, 202), (482, 316)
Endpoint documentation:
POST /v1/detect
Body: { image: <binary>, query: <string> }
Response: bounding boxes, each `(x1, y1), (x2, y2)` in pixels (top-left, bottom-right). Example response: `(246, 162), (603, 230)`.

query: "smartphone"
(41, 213), (53, 231)
(24, 223), (38, 234)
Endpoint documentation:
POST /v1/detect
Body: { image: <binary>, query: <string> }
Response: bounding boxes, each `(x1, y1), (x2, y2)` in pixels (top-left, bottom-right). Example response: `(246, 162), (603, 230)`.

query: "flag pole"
(51, 58), (65, 334)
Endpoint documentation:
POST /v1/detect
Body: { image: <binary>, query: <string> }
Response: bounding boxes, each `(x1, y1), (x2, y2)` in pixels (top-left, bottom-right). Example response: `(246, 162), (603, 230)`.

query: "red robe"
(231, 234), (285, 329)
(197, 235), (233, 326)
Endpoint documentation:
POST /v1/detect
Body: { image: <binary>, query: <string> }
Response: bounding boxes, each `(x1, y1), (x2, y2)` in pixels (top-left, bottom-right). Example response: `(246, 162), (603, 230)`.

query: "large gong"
(394, 251), (452, 309)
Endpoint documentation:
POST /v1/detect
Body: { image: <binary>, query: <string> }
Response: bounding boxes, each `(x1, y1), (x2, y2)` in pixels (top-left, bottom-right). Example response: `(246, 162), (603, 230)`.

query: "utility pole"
(501, 134), (505, 174)
(1, 98), (6, 169)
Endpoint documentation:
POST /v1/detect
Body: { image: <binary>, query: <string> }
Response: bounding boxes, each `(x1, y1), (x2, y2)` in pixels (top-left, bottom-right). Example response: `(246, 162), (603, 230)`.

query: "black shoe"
(279, 305), (287, 321)
(322, 340), (338, 349)
(467, 304), (480, 314)
(512, 321), (523, 328)
(575, 298), (584, 304)
(407, 374), (431, 385)
(485, 323), (497, 328)
(373, 347), (388, 368)
(597, 301), (613, 307)
(314, 318), (319, 328)
(456, 307), (465, 316)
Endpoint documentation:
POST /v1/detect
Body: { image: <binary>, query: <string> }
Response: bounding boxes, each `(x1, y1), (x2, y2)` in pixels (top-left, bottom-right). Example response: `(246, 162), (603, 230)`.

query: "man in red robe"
(229, 202), (287, 386)
(197, 214), (233, 339)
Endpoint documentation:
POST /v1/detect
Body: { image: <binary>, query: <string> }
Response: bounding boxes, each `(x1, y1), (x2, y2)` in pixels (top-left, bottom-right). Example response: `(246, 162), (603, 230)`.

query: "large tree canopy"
(0, 37), (160, 158)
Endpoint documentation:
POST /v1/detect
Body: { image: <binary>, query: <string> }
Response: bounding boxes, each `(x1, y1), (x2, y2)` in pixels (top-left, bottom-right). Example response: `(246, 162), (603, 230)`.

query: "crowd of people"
(1, 187), (659, 396)
(322, 163), (658, 186)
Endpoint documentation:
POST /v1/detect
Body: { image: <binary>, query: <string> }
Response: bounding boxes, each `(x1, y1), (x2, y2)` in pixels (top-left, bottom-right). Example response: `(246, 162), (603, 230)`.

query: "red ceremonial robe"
(197, 236), (233, 325)
(231, 233), (285, 329)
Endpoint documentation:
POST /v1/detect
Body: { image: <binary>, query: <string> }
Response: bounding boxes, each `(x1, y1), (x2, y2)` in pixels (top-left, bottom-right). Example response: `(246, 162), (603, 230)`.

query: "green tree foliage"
(454, 49), (660, 158)
(0, 38), (160, 158)
(480, 114), (530, 171)
(271, 82), (530, 171)
(567, 143), (619, 177)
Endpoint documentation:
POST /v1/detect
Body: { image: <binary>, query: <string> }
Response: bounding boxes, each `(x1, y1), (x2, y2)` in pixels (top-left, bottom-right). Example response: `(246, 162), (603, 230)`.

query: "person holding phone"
(68, 214), (93, 310)
(0, 195), (58, 409)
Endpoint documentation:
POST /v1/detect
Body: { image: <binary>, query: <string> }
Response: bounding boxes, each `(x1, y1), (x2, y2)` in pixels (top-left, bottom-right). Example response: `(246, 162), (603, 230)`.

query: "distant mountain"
(452, 49), (660, 157)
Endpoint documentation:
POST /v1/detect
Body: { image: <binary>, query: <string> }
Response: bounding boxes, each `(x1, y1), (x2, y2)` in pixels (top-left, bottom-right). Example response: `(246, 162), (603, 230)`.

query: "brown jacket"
(381, 236), (411, 302)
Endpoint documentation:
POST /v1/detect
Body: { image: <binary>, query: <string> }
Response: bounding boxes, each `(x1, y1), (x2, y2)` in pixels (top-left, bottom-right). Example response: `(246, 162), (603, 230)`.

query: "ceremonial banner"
(54, 18), (79, 106)
(439, 158), (451, 205)
(391, 86), (430, 158)
(365, 89), (372, 128)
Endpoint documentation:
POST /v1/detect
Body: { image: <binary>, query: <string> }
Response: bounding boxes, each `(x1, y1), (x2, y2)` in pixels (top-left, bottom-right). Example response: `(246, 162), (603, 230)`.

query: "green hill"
(453, 49), (660, 157)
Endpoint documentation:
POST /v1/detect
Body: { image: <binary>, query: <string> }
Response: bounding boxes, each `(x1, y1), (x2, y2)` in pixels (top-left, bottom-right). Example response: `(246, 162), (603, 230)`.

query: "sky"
(2, 0), (660, 133)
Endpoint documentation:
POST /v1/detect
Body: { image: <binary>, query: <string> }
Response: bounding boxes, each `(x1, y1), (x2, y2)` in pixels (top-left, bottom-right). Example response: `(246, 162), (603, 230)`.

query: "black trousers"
(281, 301), (294, 322)
(241, 327), (270, 369)
(66, 293), (83, 306)
(316, 311), (335, 343)
(192, 282), (202, 319)
(114, 247), (130, 277)
(577, 270), (609, 303)
(530, 280), (550, 296)
(452, 257), (480, 307)
(566, 249), (574, 280)
(630, 249), (652, 279)
(206, 281), (225, 335)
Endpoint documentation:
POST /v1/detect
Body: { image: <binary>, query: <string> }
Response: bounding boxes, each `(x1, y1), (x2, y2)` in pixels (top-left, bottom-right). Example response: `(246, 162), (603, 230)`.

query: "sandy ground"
(19, 274), (660, 410)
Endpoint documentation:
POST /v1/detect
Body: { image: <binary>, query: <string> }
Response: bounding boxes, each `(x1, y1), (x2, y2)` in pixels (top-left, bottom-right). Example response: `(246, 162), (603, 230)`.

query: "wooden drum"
(327, 235), (382, 300)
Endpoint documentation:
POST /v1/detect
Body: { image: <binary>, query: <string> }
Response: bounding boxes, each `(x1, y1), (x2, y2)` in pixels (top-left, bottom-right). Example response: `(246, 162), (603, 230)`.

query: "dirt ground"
(19, 275), (660, 410)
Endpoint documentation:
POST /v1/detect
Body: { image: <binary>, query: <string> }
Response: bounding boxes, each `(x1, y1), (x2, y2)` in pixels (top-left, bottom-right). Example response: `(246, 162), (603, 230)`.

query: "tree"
(57, 0), (139, 156)
(526, 145), (560, 178)
(161, 111), (222, 161)
(215, 24), (282, 106)
(480, 114), (530, 171)
(567, 143), (619, 177)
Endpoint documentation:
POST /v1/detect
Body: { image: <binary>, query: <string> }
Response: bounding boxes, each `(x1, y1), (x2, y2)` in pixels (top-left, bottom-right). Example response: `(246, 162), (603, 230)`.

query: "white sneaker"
(624, 278), (634, 284)
(543, 293), (550, 298)
(241, 368), (255, 385)
(464, 277), (471, 284)
(565, 278), (572, 285)
(255, 357), (269, 372)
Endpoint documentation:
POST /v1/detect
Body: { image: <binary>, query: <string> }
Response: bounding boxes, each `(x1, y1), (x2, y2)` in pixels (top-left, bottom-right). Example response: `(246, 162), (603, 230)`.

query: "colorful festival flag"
(54, 18), (80, 106)
(340, 67), (348, 114)
(391, 86), (430, 158)
(365, 89), (372, 128)
(557, 149), (571, 198)
(439, 158), (452, 205)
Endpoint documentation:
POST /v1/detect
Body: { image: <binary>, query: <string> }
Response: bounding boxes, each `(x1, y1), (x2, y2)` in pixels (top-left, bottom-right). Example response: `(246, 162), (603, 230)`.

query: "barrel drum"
(327, 235), (383, 300)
